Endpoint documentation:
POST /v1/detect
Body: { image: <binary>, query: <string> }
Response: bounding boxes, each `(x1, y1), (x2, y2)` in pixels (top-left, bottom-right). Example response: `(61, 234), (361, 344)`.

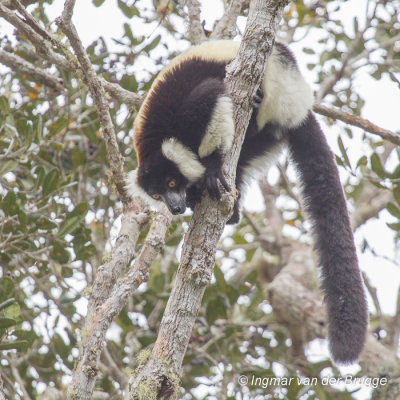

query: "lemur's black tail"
(287, 112), (368, 364)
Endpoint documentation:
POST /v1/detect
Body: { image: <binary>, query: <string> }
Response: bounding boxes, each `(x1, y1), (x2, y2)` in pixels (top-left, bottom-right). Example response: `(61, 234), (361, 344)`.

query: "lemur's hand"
(199, 151), (231, 200)
(202, 168), (231, 200)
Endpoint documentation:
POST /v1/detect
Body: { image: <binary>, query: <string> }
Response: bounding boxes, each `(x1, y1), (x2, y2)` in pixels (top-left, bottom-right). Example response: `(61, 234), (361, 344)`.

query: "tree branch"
(176, 0), (206, 44)
(0, 49), (64, 94)
(127, 1), (290, 398)
(0, 2), (142, 108)
(66, 208), (173, 400)
(211, 0), (244, 40)
(0, 374), (6, 400)
(314, 103), (400, 146)
(56, 0), (129, 203)
(0, 1), (73, 70)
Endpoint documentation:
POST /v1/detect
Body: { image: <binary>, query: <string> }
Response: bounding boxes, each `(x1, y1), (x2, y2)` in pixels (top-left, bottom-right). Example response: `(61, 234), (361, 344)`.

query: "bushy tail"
(287, 112), (368, 364)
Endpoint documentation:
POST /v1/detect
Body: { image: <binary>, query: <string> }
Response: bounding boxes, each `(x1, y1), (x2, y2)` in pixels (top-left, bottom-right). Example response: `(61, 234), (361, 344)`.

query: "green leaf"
(142, 35), (161, 53)
(0, 96), (10, 115)
(232, 232), (247, 245)
(18, 209), (28, 227)
(48, 116), (68, 138)
(53, 333), (69, 359)
(16, 117), (33, 147)
(70, 147), (85, 168)
(387, 222), (400, 231)
(386, 202), (400, 219)
(0, 317), (17, 329)
(118, 0), (139, 18)
(57, 202), (88, 237)
(51, 241), (70, 263)
(34, 166), (46, 189)
(370, 153), (385, 178)
(37, 216), (57, 231)
(42, 169), (60, 196)
(2, 191), (18, 216)
(70, 202), (88, 218)
(214, 266), (227, 293)
(0, 340), (28, 350)
(0, 160), (18, 176)
(337, 137), (352, 169)
(93, 0), (105, 6)
(58, 215), (84, 237)
(123, 23), (138, 45)
(356, 155), (367, 169)
(393, 187), (400, 205)
(33, 114), (43, 143)
(121, 74), (138, 92)
(206, 297), (227, 325)
(0, 278), (14, 302)
(4, 302), (21, 320)
(0, 298), (16, 311)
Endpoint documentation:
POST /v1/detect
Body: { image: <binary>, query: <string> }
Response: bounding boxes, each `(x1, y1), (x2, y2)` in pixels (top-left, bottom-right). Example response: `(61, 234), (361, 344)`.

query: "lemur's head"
(127, 157), (188, 215)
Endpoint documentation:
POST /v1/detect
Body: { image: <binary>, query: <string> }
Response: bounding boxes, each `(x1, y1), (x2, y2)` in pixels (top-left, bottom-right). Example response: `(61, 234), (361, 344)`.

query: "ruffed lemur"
(126, 40), (368, 364)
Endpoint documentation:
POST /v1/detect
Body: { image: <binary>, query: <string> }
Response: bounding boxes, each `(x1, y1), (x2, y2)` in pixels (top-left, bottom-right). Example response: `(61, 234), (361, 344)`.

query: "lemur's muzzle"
(162, 189), (186, 215)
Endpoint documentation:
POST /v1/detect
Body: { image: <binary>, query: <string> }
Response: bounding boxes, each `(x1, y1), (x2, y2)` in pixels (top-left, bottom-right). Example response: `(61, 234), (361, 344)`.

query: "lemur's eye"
(168, 180), (176, 188)
(152, 193), (160, 199)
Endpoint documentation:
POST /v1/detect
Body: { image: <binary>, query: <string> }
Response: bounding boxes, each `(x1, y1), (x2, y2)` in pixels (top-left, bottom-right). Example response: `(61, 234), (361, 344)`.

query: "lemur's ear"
(125, 170), (162, 209)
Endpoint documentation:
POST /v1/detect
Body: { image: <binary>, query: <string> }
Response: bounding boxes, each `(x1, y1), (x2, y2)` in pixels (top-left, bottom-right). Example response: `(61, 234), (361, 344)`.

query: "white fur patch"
(125, 170), (162, 210)
(161, 138), (205, 183)
(241, 141), (285, 186)
(198, 96), (235, 158)
(257, 48), (314, 129)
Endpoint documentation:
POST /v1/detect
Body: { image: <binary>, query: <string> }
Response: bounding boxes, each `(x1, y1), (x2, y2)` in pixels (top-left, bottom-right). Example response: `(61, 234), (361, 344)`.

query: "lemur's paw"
(253, 88), (263, 109)
(201, 170), (231, 200)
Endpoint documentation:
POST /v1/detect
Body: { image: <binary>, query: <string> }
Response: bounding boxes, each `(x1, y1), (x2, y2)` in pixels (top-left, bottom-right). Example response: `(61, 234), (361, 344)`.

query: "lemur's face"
(146, 174), (187, 215)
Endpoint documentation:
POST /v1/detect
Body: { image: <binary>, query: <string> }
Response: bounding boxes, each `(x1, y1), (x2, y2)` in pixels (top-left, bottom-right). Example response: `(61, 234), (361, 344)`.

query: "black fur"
(130, 42), (368, 364)
(287, 113), (368, 363)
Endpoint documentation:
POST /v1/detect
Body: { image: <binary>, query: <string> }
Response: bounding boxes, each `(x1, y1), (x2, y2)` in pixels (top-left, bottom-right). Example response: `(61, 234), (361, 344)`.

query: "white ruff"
(198, 96), (235, 158)
(257, 48), (314, 129)
(161, 138), (205, 183)
(125, 170), (162, 210)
